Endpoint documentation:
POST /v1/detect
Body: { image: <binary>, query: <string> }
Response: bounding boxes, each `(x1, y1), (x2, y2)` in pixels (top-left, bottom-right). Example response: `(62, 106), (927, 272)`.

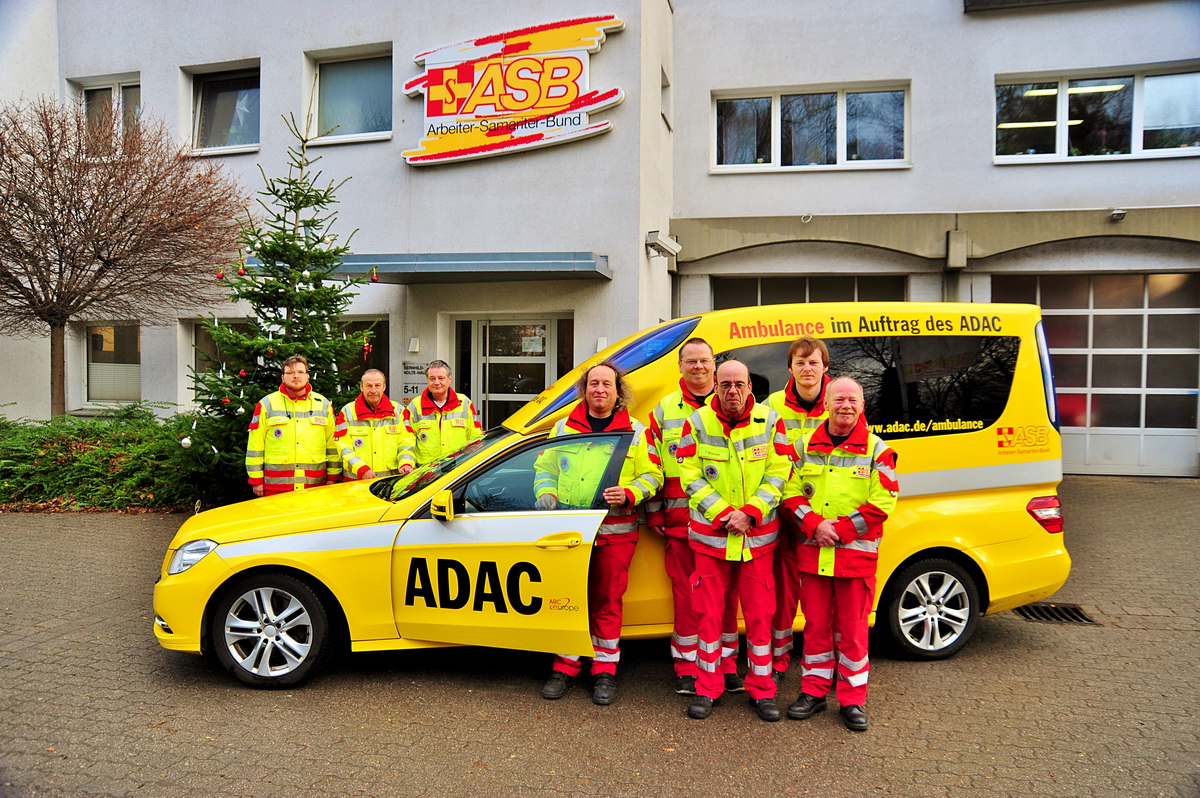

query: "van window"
(723, 335), (1020, 440)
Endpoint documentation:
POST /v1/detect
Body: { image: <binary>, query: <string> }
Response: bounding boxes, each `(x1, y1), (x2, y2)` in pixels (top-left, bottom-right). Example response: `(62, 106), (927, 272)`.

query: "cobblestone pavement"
(1, 475), (1197, 798)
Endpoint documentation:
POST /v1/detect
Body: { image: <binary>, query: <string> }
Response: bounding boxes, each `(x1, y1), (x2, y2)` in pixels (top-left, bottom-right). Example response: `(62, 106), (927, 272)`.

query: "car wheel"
(883, 558), (979, 661)
(211, 573), (331, 687)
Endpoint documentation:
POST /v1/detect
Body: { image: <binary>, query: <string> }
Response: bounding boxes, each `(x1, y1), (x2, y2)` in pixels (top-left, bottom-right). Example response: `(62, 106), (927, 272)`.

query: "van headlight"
(168, 539), (218, 574)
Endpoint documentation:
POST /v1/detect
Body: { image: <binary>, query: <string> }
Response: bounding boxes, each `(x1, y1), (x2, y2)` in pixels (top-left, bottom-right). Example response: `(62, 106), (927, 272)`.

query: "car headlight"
(168, 539), (218, 574)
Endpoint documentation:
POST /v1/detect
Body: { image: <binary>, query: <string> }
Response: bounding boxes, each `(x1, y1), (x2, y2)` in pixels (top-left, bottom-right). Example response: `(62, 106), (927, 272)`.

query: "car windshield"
(370, 427), (515, 503)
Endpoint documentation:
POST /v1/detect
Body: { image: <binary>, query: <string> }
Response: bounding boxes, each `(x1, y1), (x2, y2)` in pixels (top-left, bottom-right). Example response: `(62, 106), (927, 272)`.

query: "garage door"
(993, 273), (1199, 476)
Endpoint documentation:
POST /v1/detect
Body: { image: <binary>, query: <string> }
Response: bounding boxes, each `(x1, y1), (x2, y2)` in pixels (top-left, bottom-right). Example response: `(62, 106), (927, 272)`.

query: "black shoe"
(841, 704), (869, 731)
(750, 697), (782, 722)
(592, 674), (617, 705)
(787, 693), (828, 720)
(540, 672), (574, 700)
(687, 695), (714, 719)
(674, 674), (697, 695)
(771, 669), (786, 686)
(724, 672), (745, 692)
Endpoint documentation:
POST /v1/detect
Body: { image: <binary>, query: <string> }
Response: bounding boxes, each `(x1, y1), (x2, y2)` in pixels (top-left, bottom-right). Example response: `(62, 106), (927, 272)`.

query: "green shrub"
(0, 404), (240, 511)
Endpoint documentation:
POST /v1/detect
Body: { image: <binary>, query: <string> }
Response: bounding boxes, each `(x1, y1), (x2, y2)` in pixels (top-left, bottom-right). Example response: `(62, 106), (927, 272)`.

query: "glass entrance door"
(456, 316), (574, 429)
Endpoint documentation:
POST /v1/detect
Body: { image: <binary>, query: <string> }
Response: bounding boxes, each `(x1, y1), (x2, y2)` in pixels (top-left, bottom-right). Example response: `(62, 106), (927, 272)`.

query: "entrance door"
(455, 316), (573, 428)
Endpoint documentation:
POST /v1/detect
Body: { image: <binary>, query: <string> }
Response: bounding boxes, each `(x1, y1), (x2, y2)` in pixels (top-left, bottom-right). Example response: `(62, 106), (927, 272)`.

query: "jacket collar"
(355, 392), (395, 417)
(279, 382), (312, 401)
(783, 373), (832, 414)
(419, 386), (461, 415)
(677, 377), (713, 410)
(708, 393), (755, 435)
(564, 400), (633, 433)
(808, 413), (870, 454)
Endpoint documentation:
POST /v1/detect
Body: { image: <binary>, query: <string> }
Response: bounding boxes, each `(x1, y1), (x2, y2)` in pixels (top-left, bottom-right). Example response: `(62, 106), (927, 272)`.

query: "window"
(78, 80), (140, 156)
(993, 273), (1199, 430)
(712, 276), (906, 309)
(87, 325), (140, 402)
(715, 85), (908, 169)
(995, 68), (1200, 160)
(316, 55), (392, 138)
(194, 69), (260, 150)
(723, 336), (1020, 438)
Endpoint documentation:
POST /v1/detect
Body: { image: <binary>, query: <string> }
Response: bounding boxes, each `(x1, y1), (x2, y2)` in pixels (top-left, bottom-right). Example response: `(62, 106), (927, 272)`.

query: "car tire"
(211, 573), (332, 688)
(882, 558), (979, 661)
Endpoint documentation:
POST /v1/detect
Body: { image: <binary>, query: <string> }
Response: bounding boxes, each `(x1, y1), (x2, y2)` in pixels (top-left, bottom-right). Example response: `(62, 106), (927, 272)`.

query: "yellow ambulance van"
(154, 302), (1069, 686)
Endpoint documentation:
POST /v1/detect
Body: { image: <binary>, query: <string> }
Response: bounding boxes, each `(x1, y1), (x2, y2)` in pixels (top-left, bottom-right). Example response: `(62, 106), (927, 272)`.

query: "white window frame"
(711, 82), (911, 173)
(190, 66), (261, 156)
(994, 63), (1200, 165)
(307, 46), (394, 147)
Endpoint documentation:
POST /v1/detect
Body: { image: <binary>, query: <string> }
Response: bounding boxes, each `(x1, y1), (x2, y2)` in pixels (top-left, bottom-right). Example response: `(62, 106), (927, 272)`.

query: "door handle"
(535, 531), (583, 549)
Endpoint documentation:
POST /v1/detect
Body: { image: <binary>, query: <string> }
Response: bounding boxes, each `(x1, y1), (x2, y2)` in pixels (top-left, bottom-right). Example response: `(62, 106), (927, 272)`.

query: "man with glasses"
(675, 359), (792, 721)
(646, 338), (744, 697)
(246, 354), (341, 496)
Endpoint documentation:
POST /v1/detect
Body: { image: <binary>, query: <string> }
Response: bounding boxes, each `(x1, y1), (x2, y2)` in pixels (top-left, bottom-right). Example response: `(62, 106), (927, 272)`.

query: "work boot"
(540, 671), (574, 700)
(592, 674), (617, 705)
(787, 692), (828, 720)
(841, 704), (869, 731)
(687, 695), (715, 719)
(674, 674), (697, 695)
(723, 672), (745, 692)
(750, 697), (782, 722)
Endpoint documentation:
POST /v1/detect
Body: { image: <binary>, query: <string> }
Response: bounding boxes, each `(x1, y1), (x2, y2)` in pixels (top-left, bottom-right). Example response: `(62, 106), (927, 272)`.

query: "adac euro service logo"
(402, 15), (625, 164)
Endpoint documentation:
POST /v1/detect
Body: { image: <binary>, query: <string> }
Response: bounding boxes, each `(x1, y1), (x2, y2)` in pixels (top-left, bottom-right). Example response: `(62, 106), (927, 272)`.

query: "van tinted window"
(723, 335), (1020, 440)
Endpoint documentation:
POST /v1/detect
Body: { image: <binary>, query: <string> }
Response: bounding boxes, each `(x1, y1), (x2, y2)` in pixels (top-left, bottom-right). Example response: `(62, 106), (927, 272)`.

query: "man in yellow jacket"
(781, 377), (898, 731)
(401, 360), (482, 467)
(334, 369), (413, 481)
(246, 355), (340, 496)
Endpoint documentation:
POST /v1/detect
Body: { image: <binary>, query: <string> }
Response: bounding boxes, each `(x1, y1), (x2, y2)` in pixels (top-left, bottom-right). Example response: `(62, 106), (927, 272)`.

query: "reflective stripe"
(699, 639), (721, 654)
(593, 650), (620, 663)
(698, 658), (719, 672)
(840, 670), (870, 687)
(830, 453), (872, 469)
(559, 655), (581, 664)
(842, 538), (880, 553)
(689, 528), (779, 549)
(748, 642), (770, 657)
(805, 651), (834, 663)
(802, 665), (835, 680)
(839, 653), (869, 670)
(694, 490), (723, 516)
(674, 633), (699, 645)
(670, 645), (697, 662)
(598, 522), (637, 536)
(593, 635), (620, 649)
(245, 450), (264, 458)
(848, 510), (869, 536)
(748, 661), (773, 676)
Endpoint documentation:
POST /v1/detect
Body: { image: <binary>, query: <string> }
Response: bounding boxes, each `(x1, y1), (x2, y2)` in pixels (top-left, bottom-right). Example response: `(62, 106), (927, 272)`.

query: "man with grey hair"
(334, 369), (412, 480)
(400, 359), (482, 467)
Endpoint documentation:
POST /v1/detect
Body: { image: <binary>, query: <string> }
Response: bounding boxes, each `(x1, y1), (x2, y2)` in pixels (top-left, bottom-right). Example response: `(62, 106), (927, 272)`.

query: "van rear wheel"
(883, 558), (979, 660)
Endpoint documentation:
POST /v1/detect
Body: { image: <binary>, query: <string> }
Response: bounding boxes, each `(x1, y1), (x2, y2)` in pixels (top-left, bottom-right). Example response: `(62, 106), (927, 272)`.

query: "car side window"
(459, 433), (630, 514)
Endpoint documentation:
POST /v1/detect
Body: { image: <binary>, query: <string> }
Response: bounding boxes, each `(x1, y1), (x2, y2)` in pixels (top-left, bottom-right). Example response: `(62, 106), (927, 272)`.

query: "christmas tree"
(185, 115), (374, 504)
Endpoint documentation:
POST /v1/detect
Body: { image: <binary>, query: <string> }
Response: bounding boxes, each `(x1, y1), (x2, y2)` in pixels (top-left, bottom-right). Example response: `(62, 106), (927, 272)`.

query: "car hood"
(169, 480), (392, 548)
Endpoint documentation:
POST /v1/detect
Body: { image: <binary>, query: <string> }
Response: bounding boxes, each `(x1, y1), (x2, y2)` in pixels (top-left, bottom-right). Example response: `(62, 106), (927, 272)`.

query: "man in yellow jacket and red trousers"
(536, 362), (662, 706)
(676, 359), (792, 721)
(334, 369), (412, 481)
(246, 354), (340, 496)
(782, 377), (898, 731)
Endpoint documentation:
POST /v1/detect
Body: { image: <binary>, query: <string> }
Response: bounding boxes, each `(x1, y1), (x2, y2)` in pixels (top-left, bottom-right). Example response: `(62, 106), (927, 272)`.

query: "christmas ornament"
(237, 267), (246, 276)
(216, 270), (225, 279)
(238, 370), (247, 377)
(180, 436), (192, 449)
(267, 348), (274, 356)
(370, 267), (379, 283)
(302, 270), (311, 280)
(221, 397), (231, 404)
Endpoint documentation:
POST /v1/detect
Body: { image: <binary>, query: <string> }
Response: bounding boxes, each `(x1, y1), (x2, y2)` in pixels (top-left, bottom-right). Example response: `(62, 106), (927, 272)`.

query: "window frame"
(711, 82), (911, 173)
(85, 323), (142, 404)
(191, 67), (262, 155)
(994, 64), (1200, 165)
(309, 52), (394, 146)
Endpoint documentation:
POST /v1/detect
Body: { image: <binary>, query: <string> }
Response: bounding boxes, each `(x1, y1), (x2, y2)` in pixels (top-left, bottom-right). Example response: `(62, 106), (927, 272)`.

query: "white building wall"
(672, 0), (1200, 219)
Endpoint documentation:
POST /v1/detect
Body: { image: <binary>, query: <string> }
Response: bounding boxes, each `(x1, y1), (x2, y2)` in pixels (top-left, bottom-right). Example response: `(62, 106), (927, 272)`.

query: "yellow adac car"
(154, 302), (1070, 687)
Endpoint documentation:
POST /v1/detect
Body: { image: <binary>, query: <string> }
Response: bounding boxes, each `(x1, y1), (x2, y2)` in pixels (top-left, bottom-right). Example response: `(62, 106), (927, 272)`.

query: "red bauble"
(238, 370), (247, 377)
(216, 271), (225, 279)
(221, 397), (231, 404)
(370, 274), (379, 283)
(267, 348), (274, 355)
(237, 268), (246, 276)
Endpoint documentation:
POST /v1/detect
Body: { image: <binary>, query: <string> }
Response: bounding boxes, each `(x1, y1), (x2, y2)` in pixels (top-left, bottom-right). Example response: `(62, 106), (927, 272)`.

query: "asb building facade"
(1, 0), (1198, 475)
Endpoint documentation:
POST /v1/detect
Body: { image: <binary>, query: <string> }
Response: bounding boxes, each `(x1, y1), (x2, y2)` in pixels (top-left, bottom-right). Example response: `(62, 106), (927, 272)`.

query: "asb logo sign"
(402, 15), (625, 165)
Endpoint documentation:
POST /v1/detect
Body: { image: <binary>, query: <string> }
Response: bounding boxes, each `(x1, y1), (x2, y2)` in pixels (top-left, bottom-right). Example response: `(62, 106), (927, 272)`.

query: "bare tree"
(0, 95), (246, 416)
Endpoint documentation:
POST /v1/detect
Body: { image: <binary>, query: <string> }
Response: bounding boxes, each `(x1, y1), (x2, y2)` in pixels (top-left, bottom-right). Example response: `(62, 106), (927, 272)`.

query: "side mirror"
(430, 489), (455, 522)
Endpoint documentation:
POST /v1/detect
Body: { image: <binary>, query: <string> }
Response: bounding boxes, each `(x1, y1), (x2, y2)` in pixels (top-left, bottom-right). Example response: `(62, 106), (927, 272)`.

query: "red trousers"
(797, 572), (875, 706)
(771, 518), (802, 673)
(664, 537), (739, 678)
(692, 552), (777, 700)
(552, 539), (636, 677)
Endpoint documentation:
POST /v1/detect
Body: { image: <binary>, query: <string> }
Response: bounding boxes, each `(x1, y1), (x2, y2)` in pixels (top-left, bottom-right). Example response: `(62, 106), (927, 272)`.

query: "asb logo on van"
(403, 15), (625, 165)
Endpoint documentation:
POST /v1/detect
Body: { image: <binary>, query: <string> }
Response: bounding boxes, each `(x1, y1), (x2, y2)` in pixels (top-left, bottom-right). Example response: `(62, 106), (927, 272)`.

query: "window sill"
(190, 144), (261, 158)
(309, 131), (393, 147)
(994, 147), (1200, 165)
(710, 161), (912, 175)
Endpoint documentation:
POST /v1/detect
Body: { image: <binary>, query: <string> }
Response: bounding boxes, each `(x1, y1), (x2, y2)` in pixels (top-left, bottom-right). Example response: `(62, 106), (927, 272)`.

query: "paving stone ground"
(1, 475), (1197, 797)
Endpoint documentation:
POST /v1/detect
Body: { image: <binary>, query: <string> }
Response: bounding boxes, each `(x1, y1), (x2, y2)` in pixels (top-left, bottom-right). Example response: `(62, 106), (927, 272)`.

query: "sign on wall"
(402, 15), (625, 165)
